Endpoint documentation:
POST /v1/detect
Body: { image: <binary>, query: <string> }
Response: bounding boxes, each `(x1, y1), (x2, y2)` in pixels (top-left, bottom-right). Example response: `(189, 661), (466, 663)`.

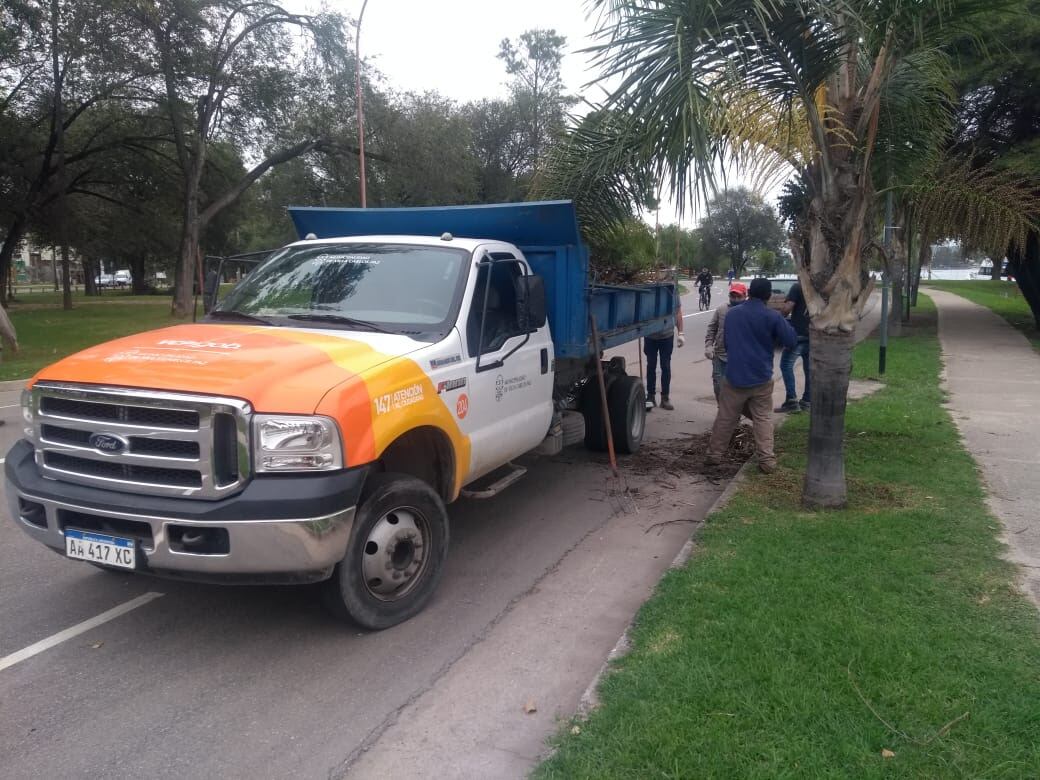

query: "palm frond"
(874, 46), (956, 184)
(530, 110), (655, 245)
(582, 0), (846, 206)
(904, 156), (1040, 253)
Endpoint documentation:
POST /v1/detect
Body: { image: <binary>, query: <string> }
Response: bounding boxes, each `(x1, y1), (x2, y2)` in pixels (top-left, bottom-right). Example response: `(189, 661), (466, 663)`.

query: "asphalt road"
(0, 282), (733, 779)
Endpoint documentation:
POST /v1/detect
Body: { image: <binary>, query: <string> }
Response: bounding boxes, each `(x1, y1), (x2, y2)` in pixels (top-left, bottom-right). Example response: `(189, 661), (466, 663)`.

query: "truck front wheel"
(322, 473), (449, 629)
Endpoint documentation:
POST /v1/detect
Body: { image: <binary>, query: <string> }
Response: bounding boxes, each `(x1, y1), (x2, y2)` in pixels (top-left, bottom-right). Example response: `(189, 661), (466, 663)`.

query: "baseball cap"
(729, 282), (748, 296)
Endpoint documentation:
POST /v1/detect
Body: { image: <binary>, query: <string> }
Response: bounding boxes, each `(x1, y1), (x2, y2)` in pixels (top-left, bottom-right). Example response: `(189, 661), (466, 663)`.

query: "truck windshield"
(214, 242), (468, 335)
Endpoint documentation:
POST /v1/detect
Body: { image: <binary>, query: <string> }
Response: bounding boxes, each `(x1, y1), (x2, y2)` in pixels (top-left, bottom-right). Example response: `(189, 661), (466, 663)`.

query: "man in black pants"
(644, 287), (684, 410)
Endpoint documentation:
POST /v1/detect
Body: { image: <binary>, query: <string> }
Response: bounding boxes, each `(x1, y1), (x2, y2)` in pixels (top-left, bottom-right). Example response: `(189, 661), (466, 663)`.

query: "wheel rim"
(361, 506), (430, 601)
(630, 393), (646, 441)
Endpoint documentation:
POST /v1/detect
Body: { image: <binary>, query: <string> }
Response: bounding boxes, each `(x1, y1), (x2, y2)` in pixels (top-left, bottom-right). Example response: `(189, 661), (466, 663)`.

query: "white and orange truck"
(6, 202), (677, 628)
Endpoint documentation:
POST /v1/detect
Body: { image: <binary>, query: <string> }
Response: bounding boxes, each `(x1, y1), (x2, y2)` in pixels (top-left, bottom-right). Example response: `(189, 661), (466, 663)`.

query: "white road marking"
(0, 404), (20, 409)
(682, 310), (715, 319)
(0, 591), (164, 672)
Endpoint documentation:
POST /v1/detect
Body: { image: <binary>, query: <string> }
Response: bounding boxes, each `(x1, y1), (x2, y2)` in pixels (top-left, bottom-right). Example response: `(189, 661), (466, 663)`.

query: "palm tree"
(542, 0), (1036, 508)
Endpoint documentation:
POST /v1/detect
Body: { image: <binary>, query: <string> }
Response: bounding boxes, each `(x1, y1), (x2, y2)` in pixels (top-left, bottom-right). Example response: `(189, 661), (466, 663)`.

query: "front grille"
(41, 424), (201, 458)
(41, 397), (199, 429)
(45, 452), (203, 487)
(31, 384), (251, 499)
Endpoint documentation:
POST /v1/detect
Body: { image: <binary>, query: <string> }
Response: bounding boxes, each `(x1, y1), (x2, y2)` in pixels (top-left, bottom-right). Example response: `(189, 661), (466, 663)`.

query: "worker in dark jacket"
(705, 277), (796, 473)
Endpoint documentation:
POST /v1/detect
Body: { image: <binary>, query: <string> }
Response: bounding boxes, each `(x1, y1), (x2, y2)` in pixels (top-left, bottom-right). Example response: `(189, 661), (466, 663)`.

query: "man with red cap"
(704, 282), (747, 402)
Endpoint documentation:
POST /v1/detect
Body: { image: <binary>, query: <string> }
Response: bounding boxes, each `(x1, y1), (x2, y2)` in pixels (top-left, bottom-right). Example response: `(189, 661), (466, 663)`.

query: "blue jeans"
(712, 357), (726, 401)
(779, 337), (810, 403)
(644, 336), (674, 399)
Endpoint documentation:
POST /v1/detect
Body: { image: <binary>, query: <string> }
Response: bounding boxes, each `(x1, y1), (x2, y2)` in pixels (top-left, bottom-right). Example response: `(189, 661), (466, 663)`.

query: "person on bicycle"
(695, 267), (713, 310)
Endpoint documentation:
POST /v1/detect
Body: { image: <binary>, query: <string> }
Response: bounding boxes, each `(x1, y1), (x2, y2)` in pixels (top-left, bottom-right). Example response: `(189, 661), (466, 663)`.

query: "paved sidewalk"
(930, 290), (1040, 608)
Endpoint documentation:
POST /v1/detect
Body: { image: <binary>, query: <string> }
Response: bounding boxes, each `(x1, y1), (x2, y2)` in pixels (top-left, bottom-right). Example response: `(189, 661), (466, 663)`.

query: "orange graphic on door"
(456, 393), (469, 419)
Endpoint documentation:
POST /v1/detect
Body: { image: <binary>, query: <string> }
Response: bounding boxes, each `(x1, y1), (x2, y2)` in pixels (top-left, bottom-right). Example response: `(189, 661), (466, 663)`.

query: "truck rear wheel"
(608, 375), (646, 454)
(321, 472), (449, 630)
(581, 381), (609, 452)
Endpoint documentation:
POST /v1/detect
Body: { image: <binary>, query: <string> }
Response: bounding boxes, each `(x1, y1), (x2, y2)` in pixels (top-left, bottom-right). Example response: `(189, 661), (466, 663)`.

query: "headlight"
(253, 415), (343, 472)
(21, 388), (34, 440)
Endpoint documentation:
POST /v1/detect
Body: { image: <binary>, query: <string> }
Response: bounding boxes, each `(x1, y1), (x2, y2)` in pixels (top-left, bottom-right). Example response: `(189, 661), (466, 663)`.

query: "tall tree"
(0, 0), (151, 306)
(463, 98), (528, 202)
(700, 188), (784, 277)
(498, 28), (573, 175)
(367, 92), (479, 206)
(949, 0), (1040, 319)
(130, 1), (351, 316)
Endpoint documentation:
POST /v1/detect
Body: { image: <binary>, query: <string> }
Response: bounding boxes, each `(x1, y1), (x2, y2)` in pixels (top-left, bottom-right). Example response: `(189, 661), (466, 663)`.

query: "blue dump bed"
(288, 201), (676, 359)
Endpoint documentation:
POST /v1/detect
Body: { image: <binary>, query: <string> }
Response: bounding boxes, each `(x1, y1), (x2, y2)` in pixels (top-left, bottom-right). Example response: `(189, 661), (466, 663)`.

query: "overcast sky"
(317, 0), (603, 102)
(289, 1), (786, 222)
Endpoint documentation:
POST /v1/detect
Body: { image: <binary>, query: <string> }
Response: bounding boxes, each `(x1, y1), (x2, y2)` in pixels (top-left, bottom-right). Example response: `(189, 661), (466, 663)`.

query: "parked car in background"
(94, 273), (114, 288)
(114, 270), (131, 287)
(763, 277), (797, 311)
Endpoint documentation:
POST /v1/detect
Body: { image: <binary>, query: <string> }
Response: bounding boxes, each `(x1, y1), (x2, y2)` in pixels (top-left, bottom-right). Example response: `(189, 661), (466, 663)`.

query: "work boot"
(800, 399), (811, 411)
(774, 399), (801, 413)
(659, 396), (674, 410)
(758, 460), (777, 474)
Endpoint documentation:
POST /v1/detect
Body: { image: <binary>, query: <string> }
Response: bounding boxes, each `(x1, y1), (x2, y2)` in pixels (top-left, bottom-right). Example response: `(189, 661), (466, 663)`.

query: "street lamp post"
(355, 0), (369, 208)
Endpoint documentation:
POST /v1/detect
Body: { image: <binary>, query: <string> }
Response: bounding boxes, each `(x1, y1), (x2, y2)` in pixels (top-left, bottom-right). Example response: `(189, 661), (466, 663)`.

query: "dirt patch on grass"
(620, 425), (753, 481)
(743, 468), (914, 513)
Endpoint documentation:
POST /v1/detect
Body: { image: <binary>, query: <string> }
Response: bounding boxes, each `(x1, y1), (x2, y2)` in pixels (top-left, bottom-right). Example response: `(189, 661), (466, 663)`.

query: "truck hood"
(33, 323), (429, 413)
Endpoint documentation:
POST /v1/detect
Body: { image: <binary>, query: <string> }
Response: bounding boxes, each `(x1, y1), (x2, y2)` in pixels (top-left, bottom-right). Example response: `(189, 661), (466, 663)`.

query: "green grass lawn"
(9, 288), (172, 306)
(1, 303), (193, 380)
(923, 279), (1039, 351)
(537, 296), (1040, 779)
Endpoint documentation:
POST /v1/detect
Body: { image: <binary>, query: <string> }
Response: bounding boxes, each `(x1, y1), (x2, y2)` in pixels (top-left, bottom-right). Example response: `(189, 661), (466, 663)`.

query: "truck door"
(460, 252), (553, 483)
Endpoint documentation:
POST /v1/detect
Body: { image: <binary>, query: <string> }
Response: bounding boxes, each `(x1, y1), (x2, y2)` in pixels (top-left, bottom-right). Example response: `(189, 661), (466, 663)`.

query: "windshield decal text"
(314, 253), (380, 265)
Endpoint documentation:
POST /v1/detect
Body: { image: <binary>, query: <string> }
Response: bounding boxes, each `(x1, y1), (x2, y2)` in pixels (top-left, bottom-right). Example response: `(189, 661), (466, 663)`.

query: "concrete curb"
(0, 378), (28, 391)
(576, 457), (756, 717)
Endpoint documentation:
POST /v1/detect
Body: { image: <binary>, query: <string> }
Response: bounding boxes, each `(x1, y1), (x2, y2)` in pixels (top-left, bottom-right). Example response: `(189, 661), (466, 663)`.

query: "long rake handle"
(589, 315), (619, 478)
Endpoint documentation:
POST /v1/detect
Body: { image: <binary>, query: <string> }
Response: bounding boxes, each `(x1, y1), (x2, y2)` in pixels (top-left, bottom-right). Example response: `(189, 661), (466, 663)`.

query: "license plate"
(65, 529), (136, 569)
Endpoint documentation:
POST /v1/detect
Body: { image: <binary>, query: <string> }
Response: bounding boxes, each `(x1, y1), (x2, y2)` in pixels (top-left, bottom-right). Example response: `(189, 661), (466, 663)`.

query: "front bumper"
(5, 440), (368, 584)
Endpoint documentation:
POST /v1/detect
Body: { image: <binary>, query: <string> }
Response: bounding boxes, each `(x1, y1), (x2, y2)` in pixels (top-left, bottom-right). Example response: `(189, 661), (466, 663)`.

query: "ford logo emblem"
(88, 433), (129, 455)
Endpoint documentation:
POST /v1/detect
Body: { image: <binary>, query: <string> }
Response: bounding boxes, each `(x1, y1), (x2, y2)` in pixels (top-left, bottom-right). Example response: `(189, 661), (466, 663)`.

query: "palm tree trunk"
(799, 170), (876, 509)
(804, 328), (854, 508)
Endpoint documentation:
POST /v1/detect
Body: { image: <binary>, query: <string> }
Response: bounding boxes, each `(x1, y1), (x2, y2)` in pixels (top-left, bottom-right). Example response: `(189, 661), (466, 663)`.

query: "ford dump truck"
(6, 201), (677, 628)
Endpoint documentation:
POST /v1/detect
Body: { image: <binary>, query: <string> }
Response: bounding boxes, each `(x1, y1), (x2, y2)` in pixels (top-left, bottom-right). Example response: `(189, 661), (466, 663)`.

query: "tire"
(607, 375), (646, 454)
(581, 379), (609, 452)
(321, 472), (449, 630)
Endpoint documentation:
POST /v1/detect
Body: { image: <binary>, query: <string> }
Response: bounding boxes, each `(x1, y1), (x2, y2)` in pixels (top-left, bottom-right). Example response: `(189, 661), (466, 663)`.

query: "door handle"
(540, 348), (549, 375)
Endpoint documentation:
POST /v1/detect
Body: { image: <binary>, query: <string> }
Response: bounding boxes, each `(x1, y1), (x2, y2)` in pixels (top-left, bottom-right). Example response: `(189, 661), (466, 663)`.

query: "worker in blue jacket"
(705, 277), (797, 473)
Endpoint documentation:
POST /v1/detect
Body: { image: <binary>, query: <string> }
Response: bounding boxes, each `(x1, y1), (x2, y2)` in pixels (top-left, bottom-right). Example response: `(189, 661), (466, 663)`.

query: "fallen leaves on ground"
(624, 426), (753, 480)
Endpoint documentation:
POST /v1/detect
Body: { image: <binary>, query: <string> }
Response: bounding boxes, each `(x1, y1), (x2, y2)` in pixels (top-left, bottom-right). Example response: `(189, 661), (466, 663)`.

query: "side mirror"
(516, 274), (547, 332)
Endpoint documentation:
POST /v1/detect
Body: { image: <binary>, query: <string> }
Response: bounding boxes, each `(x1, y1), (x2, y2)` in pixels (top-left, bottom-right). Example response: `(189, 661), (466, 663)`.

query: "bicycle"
(698, 284), (711, 311)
